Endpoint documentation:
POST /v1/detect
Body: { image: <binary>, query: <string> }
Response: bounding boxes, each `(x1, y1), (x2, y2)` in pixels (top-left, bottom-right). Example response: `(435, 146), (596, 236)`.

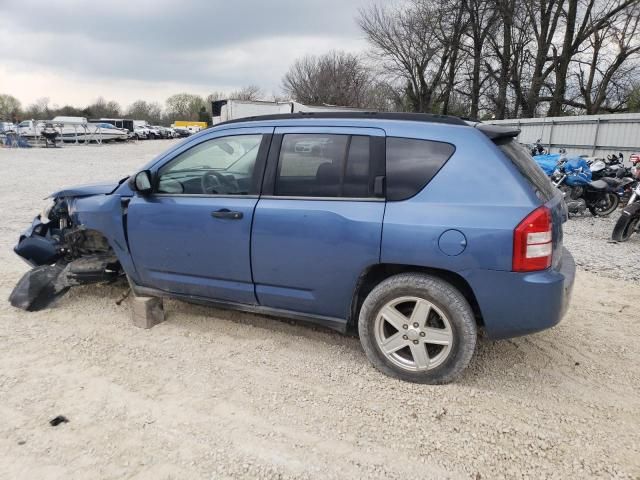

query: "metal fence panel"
(489, 113), (640, 159)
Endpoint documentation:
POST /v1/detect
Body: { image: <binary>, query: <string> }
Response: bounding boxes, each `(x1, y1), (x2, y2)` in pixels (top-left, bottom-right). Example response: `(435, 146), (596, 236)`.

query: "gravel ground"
(0, 142), (638, 479)
(564, 214), (640, 281)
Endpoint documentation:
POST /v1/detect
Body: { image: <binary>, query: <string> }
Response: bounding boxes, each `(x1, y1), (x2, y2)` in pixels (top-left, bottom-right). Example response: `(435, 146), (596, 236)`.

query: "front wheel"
(589, 192), (619, 216)
(612, 213), (640, 242)
(358, 273), (477, 384)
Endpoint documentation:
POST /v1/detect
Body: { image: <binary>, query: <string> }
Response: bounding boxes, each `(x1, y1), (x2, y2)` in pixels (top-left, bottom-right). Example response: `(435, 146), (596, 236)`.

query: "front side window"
(157, 134), (263, 195)
(275, 134), (372, 198)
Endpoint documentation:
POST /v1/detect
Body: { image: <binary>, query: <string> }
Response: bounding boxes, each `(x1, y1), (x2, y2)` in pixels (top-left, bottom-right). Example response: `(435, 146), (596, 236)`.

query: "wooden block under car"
(130, 296), (165, 329)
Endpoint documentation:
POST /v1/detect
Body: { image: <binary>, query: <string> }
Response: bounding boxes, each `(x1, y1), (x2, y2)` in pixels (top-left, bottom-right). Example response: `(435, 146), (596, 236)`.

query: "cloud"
(0, 0), (372, 106)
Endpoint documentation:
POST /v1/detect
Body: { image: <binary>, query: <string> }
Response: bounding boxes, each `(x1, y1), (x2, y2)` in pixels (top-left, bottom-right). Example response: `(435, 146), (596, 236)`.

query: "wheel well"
(347, 264), (483, 334)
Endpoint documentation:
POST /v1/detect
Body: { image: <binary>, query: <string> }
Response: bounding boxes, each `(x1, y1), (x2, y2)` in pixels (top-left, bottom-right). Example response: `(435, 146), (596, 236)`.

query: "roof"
(214, 112), (521, 142)
(216, 111), (468, 127)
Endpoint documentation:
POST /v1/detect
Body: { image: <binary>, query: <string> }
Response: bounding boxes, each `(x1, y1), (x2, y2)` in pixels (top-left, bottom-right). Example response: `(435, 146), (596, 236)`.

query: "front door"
(127, 127), (273, 304)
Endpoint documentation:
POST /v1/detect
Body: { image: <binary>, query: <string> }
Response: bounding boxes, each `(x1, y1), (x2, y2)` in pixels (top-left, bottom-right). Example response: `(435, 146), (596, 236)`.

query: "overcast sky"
(0, 0), (374, 109)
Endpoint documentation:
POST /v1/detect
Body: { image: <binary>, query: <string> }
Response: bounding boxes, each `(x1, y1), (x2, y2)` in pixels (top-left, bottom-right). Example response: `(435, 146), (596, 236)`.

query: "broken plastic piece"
(9, 265), (69, 311)
(9, 254), (120, 312)
(49, 415), (69, 427)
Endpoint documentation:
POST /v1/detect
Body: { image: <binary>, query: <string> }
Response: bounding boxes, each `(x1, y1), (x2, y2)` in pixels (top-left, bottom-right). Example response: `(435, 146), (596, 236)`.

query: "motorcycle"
(530, 138), (548, 157)
(611, 182), (640, 242)
(611, 157), (640, 241)
(589, 153), (636, 205)
(552, 157), (620, 216)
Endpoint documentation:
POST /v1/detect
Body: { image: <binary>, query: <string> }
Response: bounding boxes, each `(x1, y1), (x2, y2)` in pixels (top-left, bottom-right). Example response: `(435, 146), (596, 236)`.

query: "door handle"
(211, 209), (243, 220)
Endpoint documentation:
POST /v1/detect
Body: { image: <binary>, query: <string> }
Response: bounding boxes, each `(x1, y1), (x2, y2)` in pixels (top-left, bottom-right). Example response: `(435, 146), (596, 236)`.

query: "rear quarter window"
(497, 139), (556, 201)
(386, 137), (455, 201)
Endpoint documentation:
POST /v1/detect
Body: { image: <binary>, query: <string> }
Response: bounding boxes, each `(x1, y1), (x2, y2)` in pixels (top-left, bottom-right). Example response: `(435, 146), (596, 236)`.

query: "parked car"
(143, 125), (160, 139)
(132, 126), (147, 140)
(9, 112), (575, 384)
(173, 126), (191, 138)
(152, 126), (176, 139)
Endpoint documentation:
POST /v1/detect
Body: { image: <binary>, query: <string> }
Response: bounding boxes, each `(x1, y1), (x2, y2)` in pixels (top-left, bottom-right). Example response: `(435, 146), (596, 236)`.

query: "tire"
(358, 273), (477, 384)
(612, 213), (640, 242)
(588, 192), (619, 216)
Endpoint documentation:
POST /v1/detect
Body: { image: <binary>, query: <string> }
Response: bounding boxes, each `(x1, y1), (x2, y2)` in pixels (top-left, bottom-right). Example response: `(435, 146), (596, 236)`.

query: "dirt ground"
(0, 142), (638, 479)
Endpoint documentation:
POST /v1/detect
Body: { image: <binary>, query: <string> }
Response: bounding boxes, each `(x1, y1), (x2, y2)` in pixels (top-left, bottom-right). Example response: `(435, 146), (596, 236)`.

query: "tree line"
(282, 0), (640, 118)
(2, 0), (639, 123)
(0, 86), (264, 126)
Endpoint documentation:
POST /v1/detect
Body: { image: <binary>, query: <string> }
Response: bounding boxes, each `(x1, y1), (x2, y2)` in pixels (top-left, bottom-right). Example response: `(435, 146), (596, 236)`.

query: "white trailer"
(211, 100), (367, 125)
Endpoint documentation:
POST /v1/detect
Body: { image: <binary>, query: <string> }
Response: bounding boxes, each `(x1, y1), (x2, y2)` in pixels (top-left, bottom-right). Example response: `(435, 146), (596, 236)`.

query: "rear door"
(251, 126), (386, 322)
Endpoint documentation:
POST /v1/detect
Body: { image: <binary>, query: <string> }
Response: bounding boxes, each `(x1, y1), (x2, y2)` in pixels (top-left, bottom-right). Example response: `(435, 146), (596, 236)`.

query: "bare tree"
(358, 2), (454, 113)
(230, 85), (264, 101)
(126, 100), (163, 124)
(24, 97), (51, 119)
(573, 4), (640, 113)
(440, 0), (470, 115)
(282, 51), (372, 107)
(462, 0), (498, 118)
(165, 93), (205, 121)
(86, 97), (121, 118)
(628, 82), (640, 111)
(547, 0), (639, 115)
(0, 94), (22, 121)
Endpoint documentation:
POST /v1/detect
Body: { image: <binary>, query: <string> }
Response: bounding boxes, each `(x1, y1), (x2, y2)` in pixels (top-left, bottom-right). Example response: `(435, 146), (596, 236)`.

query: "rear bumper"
(467, 247), (575, 339)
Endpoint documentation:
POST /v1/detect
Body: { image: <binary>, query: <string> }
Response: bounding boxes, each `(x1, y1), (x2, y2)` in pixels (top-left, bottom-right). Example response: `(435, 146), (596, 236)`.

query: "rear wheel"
(612, 213), (640, 242)
(589, 193), (619, 216)
(358, 273), (477, 384)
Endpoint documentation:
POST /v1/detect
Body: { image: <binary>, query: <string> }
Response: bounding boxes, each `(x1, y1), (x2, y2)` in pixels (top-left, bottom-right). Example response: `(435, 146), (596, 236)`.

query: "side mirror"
(129, 170), (153, 195)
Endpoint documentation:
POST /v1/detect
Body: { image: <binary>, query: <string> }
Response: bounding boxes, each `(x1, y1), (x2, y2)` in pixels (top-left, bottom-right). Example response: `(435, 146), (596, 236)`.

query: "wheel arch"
(348, 263), (483, 334)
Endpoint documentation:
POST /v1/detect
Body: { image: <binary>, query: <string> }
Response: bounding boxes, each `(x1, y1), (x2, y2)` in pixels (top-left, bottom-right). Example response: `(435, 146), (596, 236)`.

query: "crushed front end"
(10, 196), (122, 311)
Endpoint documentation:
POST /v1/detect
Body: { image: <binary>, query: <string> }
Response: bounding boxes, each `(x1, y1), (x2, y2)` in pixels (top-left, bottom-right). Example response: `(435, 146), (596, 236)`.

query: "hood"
(48, 181), (121, 198)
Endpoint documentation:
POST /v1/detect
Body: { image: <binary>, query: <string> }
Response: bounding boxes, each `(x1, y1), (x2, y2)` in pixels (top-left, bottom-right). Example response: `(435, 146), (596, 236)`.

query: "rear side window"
(386, 137), (455, 201)
(275, 134), (372, 198)
(498, 140), (556, 201)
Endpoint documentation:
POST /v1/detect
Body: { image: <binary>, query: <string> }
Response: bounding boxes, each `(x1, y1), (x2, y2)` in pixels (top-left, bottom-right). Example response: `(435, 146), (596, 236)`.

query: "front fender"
(68, 194), (139, 282)
(621, 201), (640, 217)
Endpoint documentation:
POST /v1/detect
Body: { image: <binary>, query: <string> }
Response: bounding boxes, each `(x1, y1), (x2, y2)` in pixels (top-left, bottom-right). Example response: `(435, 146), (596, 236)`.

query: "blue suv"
(10, 113), (575, 383)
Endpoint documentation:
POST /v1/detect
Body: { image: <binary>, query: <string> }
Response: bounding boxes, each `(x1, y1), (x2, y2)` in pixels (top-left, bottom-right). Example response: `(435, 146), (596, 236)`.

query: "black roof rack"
(216, 111), (468, 127)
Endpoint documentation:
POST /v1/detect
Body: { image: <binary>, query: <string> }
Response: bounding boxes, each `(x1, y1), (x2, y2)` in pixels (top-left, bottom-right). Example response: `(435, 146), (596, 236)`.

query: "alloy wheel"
(374, 296), (454, 372)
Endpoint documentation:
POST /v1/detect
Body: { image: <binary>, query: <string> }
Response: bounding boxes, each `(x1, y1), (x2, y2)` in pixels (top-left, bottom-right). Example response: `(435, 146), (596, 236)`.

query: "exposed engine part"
(565, 198), (587, 215)
(64, 227), (113, 257)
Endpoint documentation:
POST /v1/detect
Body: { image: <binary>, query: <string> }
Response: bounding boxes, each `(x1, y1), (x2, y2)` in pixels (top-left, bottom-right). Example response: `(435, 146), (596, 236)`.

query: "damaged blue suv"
(10, 113), (575, 383)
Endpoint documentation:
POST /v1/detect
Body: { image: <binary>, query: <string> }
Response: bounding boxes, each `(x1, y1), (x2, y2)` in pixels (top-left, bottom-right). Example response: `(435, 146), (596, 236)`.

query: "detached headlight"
(40, 199), (56, 224)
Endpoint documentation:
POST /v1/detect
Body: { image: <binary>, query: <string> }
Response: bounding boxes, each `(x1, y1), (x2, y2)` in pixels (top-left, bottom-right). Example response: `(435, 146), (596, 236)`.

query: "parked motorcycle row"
(530, 140), (640, 242)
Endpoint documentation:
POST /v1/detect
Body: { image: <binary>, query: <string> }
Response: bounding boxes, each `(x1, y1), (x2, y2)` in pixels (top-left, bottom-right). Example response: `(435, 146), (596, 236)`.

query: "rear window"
(386, 137), (455, 201)
(498, 140), (556, 201)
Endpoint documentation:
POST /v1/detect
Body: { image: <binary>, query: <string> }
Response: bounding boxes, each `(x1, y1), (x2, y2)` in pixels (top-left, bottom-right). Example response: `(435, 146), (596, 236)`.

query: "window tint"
(275, 134), (372, 198)
(386, 137), (455, 201)
(344, 136), (370, 197)
(498, 139), (556, 201)
(157, 134), (263, 195)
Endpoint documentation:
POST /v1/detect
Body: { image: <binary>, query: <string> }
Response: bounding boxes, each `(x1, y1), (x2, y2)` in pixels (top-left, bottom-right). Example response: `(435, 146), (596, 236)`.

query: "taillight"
(513, 206), (553, 272)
